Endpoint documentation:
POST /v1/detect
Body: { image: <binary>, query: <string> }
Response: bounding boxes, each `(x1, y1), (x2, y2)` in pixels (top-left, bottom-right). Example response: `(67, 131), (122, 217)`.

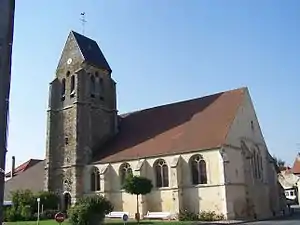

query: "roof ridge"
(121, 86), (247, 116)
(6, 160), (44, 182)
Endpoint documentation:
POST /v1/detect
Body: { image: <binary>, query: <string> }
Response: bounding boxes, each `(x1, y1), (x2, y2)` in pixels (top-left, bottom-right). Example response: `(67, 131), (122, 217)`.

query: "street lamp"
(37, 198), (41, 225)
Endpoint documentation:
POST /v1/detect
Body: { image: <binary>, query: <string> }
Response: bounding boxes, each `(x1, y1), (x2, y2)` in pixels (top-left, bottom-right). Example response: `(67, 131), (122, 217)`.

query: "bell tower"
(44, 31), (117, 206)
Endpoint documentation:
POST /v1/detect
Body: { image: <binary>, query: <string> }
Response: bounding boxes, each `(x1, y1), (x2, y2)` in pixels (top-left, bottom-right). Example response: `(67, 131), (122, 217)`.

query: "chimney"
(11, 156), (15, 178)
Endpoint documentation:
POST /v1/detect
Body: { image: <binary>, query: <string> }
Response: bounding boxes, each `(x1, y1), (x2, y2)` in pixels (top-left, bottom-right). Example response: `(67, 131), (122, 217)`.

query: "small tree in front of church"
(123, 174), (153, 224)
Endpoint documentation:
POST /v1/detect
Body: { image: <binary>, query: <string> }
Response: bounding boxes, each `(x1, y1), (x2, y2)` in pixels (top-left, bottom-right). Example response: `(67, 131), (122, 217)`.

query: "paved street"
(243, 209), (300, 225)
(243, 214), (300, 225)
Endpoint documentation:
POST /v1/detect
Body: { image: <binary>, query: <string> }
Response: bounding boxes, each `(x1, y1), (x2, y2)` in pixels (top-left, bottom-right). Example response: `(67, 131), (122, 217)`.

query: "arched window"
(70, 75), (75, 96)
(259, 155), (263, 180)
(190, 154), (207, 185)
(90, 75), (95, 97)
(119, 163), (132, 186)
(90, 167), (100, 191)
(257, 153), (261, 179)
(154, 159), (169, 188)
(253, 151), (258, 178)
(99, 78), (104, 99)
(61, 78), (66, 99)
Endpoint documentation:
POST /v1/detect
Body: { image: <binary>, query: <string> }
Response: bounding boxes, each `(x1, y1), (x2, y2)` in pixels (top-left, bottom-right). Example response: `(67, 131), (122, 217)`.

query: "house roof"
(92, 87), (247, 164)
(291, 154), (300, 174)
(4, 160), (45, 201)
(5, 159), (42, 178)
(71, 31), (112, 72)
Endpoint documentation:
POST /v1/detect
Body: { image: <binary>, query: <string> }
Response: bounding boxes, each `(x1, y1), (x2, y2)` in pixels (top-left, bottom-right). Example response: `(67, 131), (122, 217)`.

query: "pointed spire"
(71, 31), (112, 72)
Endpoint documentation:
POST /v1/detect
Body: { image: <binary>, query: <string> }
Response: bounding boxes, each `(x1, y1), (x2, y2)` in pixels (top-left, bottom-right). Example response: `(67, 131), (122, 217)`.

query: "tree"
(36, 191), (59, 210)
(273, 155), (286, 170)
(123, 175), (153, 224)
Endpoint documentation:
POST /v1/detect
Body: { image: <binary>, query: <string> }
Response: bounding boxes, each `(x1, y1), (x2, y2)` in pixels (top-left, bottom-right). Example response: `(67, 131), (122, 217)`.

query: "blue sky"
(6, 0), (300, 170)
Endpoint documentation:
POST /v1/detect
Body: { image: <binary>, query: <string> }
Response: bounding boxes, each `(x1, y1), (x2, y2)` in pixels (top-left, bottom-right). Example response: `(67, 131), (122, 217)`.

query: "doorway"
(63, 192), (72, 212)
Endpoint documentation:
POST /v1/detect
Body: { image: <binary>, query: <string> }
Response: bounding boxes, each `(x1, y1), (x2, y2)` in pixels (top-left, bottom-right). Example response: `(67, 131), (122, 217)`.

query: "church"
(5, 31), (285, 220)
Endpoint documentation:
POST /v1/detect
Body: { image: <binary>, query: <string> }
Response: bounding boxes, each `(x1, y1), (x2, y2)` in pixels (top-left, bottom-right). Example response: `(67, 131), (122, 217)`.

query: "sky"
(5, 0), (300, 171)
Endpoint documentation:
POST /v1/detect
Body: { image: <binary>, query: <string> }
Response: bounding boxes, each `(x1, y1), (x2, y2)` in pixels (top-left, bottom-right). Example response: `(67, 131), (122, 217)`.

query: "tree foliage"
(68, 195), (113, 225)
(122, 175), (153, 195)
(37, 190), (60, 210)
(4, 189), (60, 222)
(273, 155), (286, 169)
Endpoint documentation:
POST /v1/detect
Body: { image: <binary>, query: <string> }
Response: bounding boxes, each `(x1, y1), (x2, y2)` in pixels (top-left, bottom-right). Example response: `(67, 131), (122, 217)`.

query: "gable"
(56, 31), (85, 75)
(92, 87), (246, 164)
(224, 88), (267, 149)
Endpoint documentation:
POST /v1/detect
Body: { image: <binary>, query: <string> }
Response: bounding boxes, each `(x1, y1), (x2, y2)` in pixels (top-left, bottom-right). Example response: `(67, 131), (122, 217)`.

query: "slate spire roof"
(92, 87), (247, 164)
(71, 30), (112, 72)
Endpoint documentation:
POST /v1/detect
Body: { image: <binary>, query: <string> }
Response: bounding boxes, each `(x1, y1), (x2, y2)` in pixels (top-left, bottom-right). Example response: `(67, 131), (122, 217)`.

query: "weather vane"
(80, 12), (87, 35)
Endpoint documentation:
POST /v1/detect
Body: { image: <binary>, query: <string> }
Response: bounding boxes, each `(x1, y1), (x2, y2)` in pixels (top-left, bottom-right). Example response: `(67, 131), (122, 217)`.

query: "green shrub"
(36, 191), (60, 210)
(6, 189), (60, 222)
(11, 190), (36, 211)
(178, 209), (199, 221)
(178, 209), (225, 221)
(20, 205), (33, 221)
(4, 207), (22, 222)
(68, 195), (113, 225)
(40, 209), (60, 220)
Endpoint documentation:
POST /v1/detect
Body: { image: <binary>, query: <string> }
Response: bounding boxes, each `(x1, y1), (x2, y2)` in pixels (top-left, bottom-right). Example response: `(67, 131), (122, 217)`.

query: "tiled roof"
(291, 154), (300, 174)
(4, 160), (45, 201)
(71, 31), (112, 72)
(5, 159), (42, 178)
(92, 87), (246, 164)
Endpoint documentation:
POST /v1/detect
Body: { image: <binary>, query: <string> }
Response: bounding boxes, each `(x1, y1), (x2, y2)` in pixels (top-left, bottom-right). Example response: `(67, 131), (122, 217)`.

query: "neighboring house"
(4, 159), (44, 201)
(277, 169), (299, 205)
(5, 157), (42, 180)
(4, 30), (285, 220)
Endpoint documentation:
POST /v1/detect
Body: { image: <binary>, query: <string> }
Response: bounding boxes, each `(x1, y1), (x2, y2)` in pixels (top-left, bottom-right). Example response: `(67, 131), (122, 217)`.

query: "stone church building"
(5, 31), (285, 220)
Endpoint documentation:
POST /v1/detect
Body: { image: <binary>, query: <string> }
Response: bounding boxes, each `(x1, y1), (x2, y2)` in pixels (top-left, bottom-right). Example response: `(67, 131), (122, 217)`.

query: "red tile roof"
(5, 159), (43, 178)
(4, 160), (45, 201)
(92, 87), (246, 164)
(292, 154), (300, 174)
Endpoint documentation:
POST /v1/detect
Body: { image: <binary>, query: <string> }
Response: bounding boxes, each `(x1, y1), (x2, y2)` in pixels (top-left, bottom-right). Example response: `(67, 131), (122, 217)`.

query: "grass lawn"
(5, 219), (194, 225)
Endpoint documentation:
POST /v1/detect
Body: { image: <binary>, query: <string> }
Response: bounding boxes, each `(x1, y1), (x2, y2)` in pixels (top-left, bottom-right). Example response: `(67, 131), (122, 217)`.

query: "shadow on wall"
(144, 160), (163, 212)
(180, 159), (199, 213)
(147, 189), (163, 212)
(109, 168), (123, 211)
(182, 187), (200, 213)
(233, 198), (249, 220)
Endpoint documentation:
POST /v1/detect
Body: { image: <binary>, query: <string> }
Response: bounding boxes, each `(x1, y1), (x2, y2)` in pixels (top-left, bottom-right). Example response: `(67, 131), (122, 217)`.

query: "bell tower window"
(90, 75), (95, 98)
(70, 75), (75, 97)
(61, 78), (66, 101)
